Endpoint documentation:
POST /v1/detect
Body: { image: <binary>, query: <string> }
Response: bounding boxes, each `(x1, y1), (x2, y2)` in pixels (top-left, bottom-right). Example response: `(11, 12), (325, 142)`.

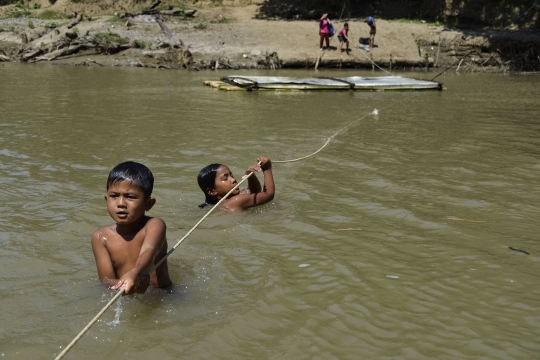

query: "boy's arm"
(91, 230), (120, 287)
(232, 158), (275, 210)
(111, 218), (167, 294)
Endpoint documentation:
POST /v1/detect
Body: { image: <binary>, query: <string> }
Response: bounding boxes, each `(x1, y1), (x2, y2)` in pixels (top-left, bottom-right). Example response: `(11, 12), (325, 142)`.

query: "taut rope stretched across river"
(54, 99), (405, 360)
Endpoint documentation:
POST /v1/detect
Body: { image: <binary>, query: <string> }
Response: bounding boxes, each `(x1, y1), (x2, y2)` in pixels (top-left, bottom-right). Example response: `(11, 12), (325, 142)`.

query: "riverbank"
(1, 3), (539, 71)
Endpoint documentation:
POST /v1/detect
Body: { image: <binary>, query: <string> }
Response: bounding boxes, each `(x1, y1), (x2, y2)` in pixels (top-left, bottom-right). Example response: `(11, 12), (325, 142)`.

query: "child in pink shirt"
(337, 23), (350, 54)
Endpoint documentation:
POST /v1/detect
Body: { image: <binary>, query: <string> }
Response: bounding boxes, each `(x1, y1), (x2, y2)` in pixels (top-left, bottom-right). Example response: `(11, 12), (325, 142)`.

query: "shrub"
(27, 19), (34, 29)
(194, 22), (207, 30)
(44, 22), (57, 29)
(134, 40), (152, 49)
(33, 3), (41, 9)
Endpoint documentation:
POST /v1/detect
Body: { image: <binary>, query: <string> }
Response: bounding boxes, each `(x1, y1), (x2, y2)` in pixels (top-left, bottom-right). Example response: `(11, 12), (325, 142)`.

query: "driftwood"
(0, 54), (12, 62)
(155, 16), (172, 38)
(122, 8), (196, 18)
(67, 13), (83, 29)
(22, 48), (43, 61)
(149, 0), (161, 10)
(35, 44), (83, 61)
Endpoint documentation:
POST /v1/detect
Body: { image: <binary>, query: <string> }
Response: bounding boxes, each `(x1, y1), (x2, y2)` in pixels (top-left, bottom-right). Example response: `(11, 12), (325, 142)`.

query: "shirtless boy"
(92, 161), (172, 294)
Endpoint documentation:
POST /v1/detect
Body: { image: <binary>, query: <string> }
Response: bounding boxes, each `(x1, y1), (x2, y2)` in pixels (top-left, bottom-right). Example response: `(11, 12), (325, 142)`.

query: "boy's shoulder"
(91, 224), (118, 247)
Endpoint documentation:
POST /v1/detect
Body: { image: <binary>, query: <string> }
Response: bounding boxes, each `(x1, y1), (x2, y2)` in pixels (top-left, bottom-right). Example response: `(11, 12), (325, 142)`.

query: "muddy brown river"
(0, 64), (539, 359)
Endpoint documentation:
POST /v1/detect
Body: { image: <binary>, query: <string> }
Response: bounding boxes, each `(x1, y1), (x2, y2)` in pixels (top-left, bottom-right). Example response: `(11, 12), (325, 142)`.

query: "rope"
(54, 289), (124, 360)
(357, 50), (395, 76)
(54, 100), (404, 359)
(431, 0), (540, 81)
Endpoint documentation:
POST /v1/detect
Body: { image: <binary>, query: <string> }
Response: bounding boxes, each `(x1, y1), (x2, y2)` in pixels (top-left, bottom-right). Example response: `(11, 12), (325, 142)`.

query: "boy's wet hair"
(197, 163), (222, 208)
(344, 22), (348, 27)
(107, 161), (154, 198)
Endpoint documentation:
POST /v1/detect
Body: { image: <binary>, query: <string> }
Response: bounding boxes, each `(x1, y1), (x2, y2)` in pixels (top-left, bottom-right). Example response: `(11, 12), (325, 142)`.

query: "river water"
(0, 64), (539, 359)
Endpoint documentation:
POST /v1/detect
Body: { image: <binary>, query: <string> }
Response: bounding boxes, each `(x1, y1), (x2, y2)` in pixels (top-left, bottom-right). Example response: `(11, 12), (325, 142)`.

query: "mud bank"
(1, 5), (538, 72)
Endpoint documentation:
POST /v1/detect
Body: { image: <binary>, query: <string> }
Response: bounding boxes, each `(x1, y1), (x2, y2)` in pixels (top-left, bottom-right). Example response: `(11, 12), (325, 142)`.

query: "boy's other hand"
(258, 157), (272, 171)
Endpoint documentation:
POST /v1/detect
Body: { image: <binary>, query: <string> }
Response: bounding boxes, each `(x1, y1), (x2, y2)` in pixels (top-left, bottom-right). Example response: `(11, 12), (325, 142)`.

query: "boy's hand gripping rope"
(54, 102), (403, 360)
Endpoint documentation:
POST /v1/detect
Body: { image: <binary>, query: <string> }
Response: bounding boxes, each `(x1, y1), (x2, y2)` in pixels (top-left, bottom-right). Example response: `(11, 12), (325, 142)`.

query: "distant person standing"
(319, 13), (330, 50)
(337, 23), (350, 54)
(364, 16), (376, 50)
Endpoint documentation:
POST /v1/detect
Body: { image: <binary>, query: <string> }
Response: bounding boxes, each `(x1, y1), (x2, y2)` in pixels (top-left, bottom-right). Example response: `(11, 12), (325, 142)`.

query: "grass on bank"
(37, 10), (62, 20)
(94, 30), (128, 43)
(394, 18), (442, 26)
(134, 39), (152, 48)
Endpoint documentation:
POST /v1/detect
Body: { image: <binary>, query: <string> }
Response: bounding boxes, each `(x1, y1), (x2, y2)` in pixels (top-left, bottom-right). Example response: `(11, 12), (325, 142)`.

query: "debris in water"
(299, 264), (310, 268)
(372, 109), (378, 115)
(446, 217), (486, 223)
(335, 228), (362, 231)
(386, 275), (399, 279)
(508, 246), (529, 255)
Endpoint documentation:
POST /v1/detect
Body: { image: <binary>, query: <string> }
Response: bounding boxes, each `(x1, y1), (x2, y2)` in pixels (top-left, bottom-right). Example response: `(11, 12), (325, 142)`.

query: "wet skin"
(91, 180), (171, 294)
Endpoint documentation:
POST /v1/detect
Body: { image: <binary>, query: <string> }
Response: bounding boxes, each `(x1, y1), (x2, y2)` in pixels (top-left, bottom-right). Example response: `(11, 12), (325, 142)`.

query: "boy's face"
(209, 165), (240, 198)
(105, 180), (155, 225)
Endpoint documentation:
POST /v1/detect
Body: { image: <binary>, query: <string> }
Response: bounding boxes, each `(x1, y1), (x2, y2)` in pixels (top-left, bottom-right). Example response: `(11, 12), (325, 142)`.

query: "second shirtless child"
(92, 161), (172, 295)
(197, 157), (275, 212)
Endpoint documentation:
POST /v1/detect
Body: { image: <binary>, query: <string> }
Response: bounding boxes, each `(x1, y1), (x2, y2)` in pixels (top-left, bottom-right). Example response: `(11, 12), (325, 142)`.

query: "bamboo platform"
(204, 76), (444, 91)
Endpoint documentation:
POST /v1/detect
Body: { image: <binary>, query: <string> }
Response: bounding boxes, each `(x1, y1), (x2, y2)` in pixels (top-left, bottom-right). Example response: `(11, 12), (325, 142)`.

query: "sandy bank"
(1, 4), (538, 72)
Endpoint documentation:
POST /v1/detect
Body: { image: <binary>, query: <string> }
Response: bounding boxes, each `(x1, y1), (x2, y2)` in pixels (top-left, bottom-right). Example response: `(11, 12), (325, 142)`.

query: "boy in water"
(92, 161), (172, 295)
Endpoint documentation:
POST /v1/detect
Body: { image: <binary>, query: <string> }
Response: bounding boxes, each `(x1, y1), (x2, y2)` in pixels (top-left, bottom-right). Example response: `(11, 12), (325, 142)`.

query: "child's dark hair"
(107, 161), (154, 198)
(344, 22), (348, 27)
(197, 163), (222, 208)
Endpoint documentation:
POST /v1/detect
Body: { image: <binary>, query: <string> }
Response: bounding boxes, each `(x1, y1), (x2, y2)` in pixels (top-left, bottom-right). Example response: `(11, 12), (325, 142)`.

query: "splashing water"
(108, 298), (123, 326)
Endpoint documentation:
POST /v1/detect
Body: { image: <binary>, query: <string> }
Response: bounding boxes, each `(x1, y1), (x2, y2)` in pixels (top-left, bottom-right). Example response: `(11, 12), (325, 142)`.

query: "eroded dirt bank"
(1, 2), (539, 72)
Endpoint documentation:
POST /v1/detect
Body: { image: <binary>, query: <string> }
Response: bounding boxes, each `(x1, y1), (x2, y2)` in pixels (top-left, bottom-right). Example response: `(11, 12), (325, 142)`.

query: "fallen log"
(159, 10), (182, 16)
(35, 44), (82, 61)
(22, 48), (43, 61)
(122, 8), (196, 18)
(155, 16), (172, 38)
(0, 54), (12, 62)
(67, 13), (83, 29)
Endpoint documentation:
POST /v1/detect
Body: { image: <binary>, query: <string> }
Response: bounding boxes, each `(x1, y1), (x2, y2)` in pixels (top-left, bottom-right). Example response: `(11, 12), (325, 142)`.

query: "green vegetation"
(72, 26), (79, 34)
(70, 0), (86, 3)
(32, 3), (41, 9)
(95, 30), (127, 43)
(394, 18), (442, 26)
(93, 30), (129, 54)
(157, 3), (188, 10)
(194, 21), (207, 30)
(106, 15), (124, 24)
(134, 39), (152, 49)
(0, 27), (3, 33)
(44, 22), (57, 29)
(38, 10), (60, 20)
(10, 2), (31, 18)
(27, 19), (34, 29)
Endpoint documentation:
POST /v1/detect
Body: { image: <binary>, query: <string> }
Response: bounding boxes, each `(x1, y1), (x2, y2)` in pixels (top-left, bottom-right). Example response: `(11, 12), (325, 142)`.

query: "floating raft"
(204, 75), (444, 91)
